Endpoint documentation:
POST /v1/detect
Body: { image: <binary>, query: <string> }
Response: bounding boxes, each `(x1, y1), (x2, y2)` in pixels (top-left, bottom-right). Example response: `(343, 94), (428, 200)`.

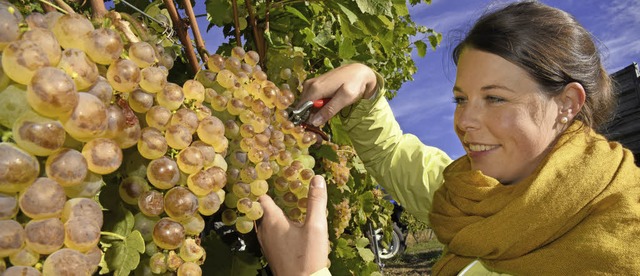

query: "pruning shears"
(288, 98), (331, 140)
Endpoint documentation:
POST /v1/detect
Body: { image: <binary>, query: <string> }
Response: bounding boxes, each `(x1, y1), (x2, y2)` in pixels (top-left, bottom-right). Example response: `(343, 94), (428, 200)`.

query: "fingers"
(304, 175), (328, 228)
(308, 84), (356, 126)
(257, 194), (283, 227)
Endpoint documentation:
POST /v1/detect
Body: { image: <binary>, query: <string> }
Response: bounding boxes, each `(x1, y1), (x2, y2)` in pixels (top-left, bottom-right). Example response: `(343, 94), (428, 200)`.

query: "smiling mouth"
(467, 143), (499, 152)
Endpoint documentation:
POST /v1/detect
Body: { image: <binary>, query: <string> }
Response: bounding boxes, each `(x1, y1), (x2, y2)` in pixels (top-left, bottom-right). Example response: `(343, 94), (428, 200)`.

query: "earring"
(560, 116), (569, 124)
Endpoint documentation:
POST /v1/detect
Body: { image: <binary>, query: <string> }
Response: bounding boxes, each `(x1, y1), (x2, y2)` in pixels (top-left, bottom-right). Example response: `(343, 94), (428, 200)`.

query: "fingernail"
(312, 177), (325, 189)
(310, 114), (323, 127)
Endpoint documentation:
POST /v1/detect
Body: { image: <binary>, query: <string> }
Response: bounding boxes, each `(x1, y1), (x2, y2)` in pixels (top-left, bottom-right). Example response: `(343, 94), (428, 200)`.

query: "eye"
(486, 95), (505, 103)
(452, 96), (466, 105)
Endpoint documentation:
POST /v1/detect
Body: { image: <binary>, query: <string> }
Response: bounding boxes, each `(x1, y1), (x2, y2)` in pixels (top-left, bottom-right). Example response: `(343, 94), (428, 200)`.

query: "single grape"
(147, 156), (180, 190)
(167, 249), (184, 271)
(134, 212), (159, 242)
(235, 215), (254, 234)
(61, 197), (103, 228)
(183, 79), (205, 103)
(51, 13), (94, 50)
(42, 248), (91, 275)
(61, 93), (108, 141)
(22, 27), (62, 66)
(196, 115), (225, 145)
(0, 3), (21, 51)
(157, 82), (185, 110)
(171, 108), (199, 134)
(106, 59), (141, 93)
(27, 66), (78, 118)
(45, 148), (88, 187)
(86, 76), (113, 105)
(0, 219), (24, 258)
(216, 69), (238, 89)
(164, 186), (198, 220)
(129, 88), (154, 113)
(84, 246), (102, 274)
(3, 265), (41, 276)
(149, 252), (168, 274)
(207, 54), (225, 72)
(62, 172), (102, 199)
(12, 110), (66, 156)
(250, 179), (269, 196)
(146, 105), (173, 131)
(138, 127), (168, 160)
(2, 39), (51, 85)
(82, 138), (123, 175)
(19, 177), (66, 219)
(191, 141), (216, 167)
(129, 41), (158, 68)
(64, 217), (101, 252)
(113, 117), (142, 149)
(244, 50), (259, 66)
(119, 175), (150, 205)
(58, 48), (99, 90)
(245, 203), (264, 220)
(140, 66), (167, 94)
(164, 124), (192, 150)
(179, 213), (205, 236)
(0, 192), (18, 220)
(197, 190), (221, 216)
(102, 104), (127, 139)
(138, 190), (164, 217)
(152, 217), (185, 250)
(24, 218), (64, 254)
(221, 209), (237, 226)
(83, 28), (123, 65)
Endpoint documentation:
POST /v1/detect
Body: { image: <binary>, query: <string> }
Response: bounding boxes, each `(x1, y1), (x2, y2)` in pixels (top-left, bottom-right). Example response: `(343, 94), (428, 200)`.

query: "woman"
(257, 1), (640, 275)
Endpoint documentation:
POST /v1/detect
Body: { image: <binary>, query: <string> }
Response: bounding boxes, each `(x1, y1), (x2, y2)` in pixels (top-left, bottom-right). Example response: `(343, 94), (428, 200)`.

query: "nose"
(455, 102), (480, 132)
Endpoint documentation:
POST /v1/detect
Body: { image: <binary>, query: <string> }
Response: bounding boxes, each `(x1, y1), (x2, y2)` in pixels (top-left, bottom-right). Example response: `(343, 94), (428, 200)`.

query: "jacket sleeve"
(310, 267), (331, 276)
(340, 73), (452, 223)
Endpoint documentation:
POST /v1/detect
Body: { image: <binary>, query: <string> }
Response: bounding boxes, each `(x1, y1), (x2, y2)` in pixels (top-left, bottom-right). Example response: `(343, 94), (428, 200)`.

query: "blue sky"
(196, 0), (640, 159)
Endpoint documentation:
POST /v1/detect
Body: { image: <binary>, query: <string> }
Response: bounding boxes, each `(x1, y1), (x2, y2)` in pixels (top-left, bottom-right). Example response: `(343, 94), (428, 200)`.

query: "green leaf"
(314, 144), (339, 163)
(323, 57), (334, 69)
(284, 6), (310, 25)
(338, 36), (356, 60)
(125, 230), (145, 254)
(334, 238), (357, 259)
(101, 203), (135, 237)
(328, 117), (352, 146)
(355, 0), (393, 17)
(428, 33), (442, 50)
(357, 247), (375, 262)
(414, 40), (427, 57)
(336, 3), (358, 24)
(359, 191), (376, 213)
(104, 237), (142, 276)
(206, 0), (233, 26)
(355, 237), (370, 248)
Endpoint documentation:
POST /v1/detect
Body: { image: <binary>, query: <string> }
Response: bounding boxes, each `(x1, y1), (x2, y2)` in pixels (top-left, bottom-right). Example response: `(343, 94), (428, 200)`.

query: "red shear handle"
(312, 98), (331, 108)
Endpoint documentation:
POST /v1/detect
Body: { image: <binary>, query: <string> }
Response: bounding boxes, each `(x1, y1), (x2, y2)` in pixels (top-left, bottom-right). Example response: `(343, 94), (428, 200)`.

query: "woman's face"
(453, 48), (564, 184)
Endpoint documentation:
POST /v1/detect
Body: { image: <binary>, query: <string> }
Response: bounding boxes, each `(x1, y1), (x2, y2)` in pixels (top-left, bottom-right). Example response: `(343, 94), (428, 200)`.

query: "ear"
(557, 82), (586, 119)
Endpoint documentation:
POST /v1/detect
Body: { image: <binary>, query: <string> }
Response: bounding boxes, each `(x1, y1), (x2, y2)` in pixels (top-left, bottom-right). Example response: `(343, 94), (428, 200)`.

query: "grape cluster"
(0, 2), (318, 274)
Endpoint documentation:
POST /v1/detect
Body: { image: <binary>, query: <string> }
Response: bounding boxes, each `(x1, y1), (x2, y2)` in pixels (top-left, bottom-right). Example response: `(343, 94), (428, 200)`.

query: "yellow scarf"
(429, 122), (640, 275)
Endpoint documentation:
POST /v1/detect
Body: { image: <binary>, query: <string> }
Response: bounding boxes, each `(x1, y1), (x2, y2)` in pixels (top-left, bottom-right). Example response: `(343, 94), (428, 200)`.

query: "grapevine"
(0, 0), (435, 275)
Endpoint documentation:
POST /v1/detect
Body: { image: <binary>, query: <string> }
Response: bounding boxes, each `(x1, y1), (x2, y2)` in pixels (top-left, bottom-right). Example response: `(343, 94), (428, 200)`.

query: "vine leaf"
(336, 2), (358, 24)
(428, 33), (443, 50)
(284, 6), (310, 25)
(355, 237), (375, 262)
(414, 40), (427, 57)
(314, 144), (339, 163)
(354, 0), (393, 17)
(103, 230), (145, 276)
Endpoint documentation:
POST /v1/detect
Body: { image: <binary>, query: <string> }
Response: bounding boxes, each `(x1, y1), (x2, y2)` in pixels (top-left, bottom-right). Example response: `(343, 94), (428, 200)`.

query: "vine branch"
(90, 0), (108, 19)
(163, 0), (199, 75)
(182, 0), (208, 65)
(231, 0), (242, 47)
(245, 0), (266, 67)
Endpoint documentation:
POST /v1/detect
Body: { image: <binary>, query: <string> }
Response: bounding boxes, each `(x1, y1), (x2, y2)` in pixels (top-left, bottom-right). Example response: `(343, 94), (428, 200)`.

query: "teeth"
(468, 144), (496, 152)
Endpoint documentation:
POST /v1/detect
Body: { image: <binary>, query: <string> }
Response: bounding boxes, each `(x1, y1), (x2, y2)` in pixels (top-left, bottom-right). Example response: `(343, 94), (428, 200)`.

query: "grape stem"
(101, 231), (126, 241)
(232, 0), (242, 47)
(163, 0), (200, 75)
(38, 0), (72, 14)
(90, 0), (108, 19)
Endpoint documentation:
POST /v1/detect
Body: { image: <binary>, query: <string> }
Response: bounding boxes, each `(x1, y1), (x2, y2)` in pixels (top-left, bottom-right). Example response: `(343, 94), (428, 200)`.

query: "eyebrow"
(453, 84), (516, 93)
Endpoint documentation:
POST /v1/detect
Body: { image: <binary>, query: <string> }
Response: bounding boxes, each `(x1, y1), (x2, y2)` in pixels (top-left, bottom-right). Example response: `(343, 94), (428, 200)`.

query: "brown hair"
(452, 1), (615, 130)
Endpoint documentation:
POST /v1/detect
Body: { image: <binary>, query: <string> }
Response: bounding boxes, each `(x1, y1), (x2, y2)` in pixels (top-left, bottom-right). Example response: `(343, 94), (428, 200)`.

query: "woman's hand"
(300, 63), (377, 127)
(257, 176), (329, 276)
